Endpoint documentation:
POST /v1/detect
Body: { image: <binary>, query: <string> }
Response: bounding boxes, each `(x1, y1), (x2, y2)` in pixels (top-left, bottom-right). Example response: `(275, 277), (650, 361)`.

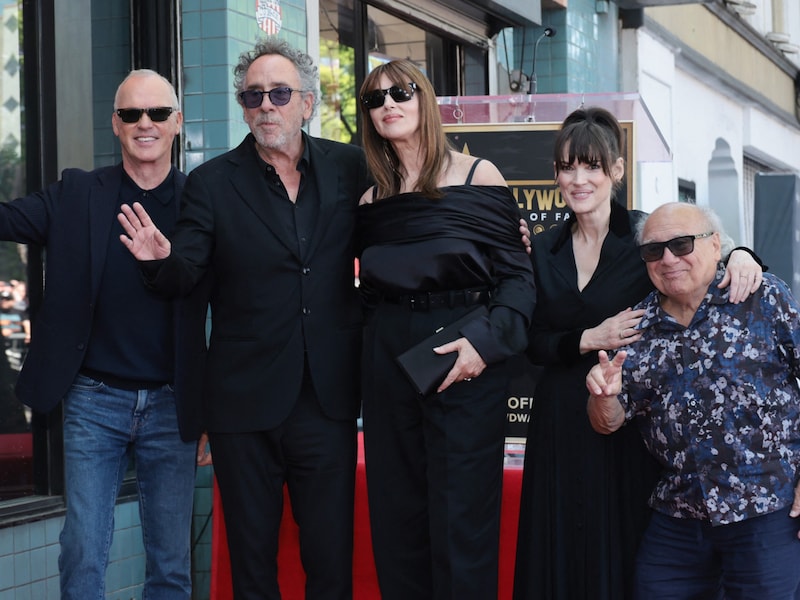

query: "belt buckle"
(409, 294), (430, 311)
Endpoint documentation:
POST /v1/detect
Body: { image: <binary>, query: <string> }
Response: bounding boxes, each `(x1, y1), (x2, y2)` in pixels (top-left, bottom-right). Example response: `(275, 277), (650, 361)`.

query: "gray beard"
(252, 128), (288, 151)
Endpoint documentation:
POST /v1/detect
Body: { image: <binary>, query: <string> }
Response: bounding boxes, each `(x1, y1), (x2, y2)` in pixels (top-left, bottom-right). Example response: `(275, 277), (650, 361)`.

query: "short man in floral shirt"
(586, 202), (800, 599)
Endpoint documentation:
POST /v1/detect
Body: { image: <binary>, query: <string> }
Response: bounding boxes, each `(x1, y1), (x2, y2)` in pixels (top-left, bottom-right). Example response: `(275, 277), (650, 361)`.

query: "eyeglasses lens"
(640, 236), (695, 262)
(239, 87), (295, 109)
(116, 107), (174, 123)
(361, 84), (415, 109)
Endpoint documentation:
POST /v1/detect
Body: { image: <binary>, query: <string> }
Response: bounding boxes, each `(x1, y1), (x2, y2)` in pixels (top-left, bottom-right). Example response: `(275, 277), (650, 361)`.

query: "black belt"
(382, 288), (490, 311)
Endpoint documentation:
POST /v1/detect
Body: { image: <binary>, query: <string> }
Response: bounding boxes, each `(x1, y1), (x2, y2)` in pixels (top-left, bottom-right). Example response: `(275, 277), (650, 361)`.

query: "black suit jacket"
(148, 134), (370, 433)
(0, 165), (209, 441)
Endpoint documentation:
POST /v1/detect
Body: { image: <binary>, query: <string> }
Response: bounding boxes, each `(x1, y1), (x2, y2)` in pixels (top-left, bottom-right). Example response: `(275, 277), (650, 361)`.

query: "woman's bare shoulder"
(450, 152), (506, 186)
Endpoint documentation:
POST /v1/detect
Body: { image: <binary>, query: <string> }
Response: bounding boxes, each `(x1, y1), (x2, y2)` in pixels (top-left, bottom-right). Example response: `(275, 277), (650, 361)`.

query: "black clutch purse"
(395, 305), (489, 395)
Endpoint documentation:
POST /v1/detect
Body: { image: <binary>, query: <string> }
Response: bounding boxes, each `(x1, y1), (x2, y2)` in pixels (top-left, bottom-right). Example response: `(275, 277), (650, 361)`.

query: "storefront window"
(364, 4), (428, 69)
(319, 0), (359, 144)
(0, 0), (33, 501)
(319, 0), (457, 144)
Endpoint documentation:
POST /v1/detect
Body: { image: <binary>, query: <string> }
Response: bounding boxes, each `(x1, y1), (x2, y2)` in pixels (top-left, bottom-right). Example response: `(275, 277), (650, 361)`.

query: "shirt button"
(302, 267), (311, 275)
(302, 308), (311, 315)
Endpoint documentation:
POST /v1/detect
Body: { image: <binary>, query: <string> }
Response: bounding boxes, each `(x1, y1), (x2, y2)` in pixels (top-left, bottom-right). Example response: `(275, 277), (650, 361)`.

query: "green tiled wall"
(92, 0), (130, 168)
(0, 502), (147, 599)
(1, 469), (214, 599)
(518, 0), (619, 95)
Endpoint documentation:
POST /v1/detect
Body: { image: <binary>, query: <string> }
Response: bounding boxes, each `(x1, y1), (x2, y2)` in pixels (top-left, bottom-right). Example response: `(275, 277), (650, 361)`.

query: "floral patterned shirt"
(618, 267), (800, 526)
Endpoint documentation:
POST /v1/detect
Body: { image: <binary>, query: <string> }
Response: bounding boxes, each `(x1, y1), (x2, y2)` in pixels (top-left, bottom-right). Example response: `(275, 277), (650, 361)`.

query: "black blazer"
(148, 134), (370, 433)
(0, 165), (209, 441)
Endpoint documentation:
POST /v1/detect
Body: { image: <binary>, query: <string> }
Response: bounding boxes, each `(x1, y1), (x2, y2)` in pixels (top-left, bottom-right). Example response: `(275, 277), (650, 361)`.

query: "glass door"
(319, 0), (466, 144)
(0, 0), (33, 501)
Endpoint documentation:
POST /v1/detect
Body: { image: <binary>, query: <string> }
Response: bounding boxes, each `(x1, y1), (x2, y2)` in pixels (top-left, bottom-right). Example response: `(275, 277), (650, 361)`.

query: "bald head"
(114, 69), (179, 111)
(639, 203), (722, 307)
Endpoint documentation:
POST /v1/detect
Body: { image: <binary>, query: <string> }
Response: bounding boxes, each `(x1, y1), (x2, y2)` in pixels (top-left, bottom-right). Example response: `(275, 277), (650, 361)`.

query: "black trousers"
(361, 302), (509, 600)
(210, 368), (357, 600)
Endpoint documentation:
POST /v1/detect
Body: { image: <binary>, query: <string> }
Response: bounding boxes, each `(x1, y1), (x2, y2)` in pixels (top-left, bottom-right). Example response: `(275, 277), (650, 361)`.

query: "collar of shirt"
(257, 134), (311, 180)
(120, 166), (175, 207)
(637, 262), (728, 332)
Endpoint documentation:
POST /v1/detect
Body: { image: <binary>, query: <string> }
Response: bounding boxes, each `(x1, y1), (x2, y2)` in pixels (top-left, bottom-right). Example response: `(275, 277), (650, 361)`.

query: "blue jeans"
(634, 510), (800, 600)
(59, 374), (196, 600)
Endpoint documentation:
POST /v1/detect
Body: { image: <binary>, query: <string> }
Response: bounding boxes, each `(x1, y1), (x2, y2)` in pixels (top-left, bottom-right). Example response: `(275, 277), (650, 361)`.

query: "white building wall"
(631, 25), (800, 246)
(743, 107), (800, 174)
(672, 68), (745, 223)
(636, 29), (678, 214)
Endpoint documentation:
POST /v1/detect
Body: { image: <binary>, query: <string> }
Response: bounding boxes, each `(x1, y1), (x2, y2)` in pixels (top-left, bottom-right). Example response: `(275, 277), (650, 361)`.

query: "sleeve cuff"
(728, 246), (768, 272)
(556, 329), (584, 364)
(139, 258), (167, 286)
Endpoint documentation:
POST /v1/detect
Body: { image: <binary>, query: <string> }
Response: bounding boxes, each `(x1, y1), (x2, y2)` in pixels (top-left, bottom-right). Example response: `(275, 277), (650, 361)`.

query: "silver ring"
(464, 378), (472, 382)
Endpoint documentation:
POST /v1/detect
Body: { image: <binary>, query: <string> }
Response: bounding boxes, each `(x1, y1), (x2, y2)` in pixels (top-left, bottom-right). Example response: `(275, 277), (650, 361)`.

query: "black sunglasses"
(639, 232), (715, 262)
(360, 83), (418, 109)
(238, 87), (303, 109)
(115, 107), (175, 123)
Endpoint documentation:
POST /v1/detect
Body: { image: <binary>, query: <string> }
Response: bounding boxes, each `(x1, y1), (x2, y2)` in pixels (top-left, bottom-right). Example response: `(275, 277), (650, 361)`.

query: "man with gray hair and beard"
(119, 38), (370, 599)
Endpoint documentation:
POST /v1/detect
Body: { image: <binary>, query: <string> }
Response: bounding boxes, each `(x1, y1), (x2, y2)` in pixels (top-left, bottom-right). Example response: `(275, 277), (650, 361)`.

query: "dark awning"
(436, 0), (542, 33)
(616, 0), (708, 7)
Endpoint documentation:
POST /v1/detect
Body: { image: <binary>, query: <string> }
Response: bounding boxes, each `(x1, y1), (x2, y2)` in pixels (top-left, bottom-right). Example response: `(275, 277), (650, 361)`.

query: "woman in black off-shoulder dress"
(356, 59), (535, 600)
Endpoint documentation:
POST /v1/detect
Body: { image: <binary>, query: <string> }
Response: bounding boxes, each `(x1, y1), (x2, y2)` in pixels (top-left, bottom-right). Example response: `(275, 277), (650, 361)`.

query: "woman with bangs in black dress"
(512, 106), (765, 600)
(355, 58), (536, 600)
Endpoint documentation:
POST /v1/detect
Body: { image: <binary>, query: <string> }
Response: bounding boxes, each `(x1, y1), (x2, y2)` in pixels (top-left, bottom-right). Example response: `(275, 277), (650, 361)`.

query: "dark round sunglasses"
(115, 107), (175, 124)
(238, 87), (303, 109)
(360, 82), (418, 110)
(639, 232), (715, 262)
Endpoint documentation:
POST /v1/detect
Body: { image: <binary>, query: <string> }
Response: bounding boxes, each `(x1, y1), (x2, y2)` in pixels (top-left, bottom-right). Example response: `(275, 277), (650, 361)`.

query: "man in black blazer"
(119, 38), (370, 599)
(0, 71), (208, 598)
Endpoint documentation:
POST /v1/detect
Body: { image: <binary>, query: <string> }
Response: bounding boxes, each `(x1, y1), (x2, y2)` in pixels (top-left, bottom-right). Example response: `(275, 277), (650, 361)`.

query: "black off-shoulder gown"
(357, 184), (536, 599)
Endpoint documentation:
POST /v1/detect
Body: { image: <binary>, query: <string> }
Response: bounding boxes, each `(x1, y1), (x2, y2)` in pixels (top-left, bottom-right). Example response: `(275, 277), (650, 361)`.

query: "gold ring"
(619, 331), (625, 340)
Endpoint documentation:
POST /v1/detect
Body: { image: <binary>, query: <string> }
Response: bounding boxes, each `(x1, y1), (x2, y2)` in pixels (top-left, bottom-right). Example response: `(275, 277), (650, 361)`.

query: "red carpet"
(210, 434), (523, 599)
